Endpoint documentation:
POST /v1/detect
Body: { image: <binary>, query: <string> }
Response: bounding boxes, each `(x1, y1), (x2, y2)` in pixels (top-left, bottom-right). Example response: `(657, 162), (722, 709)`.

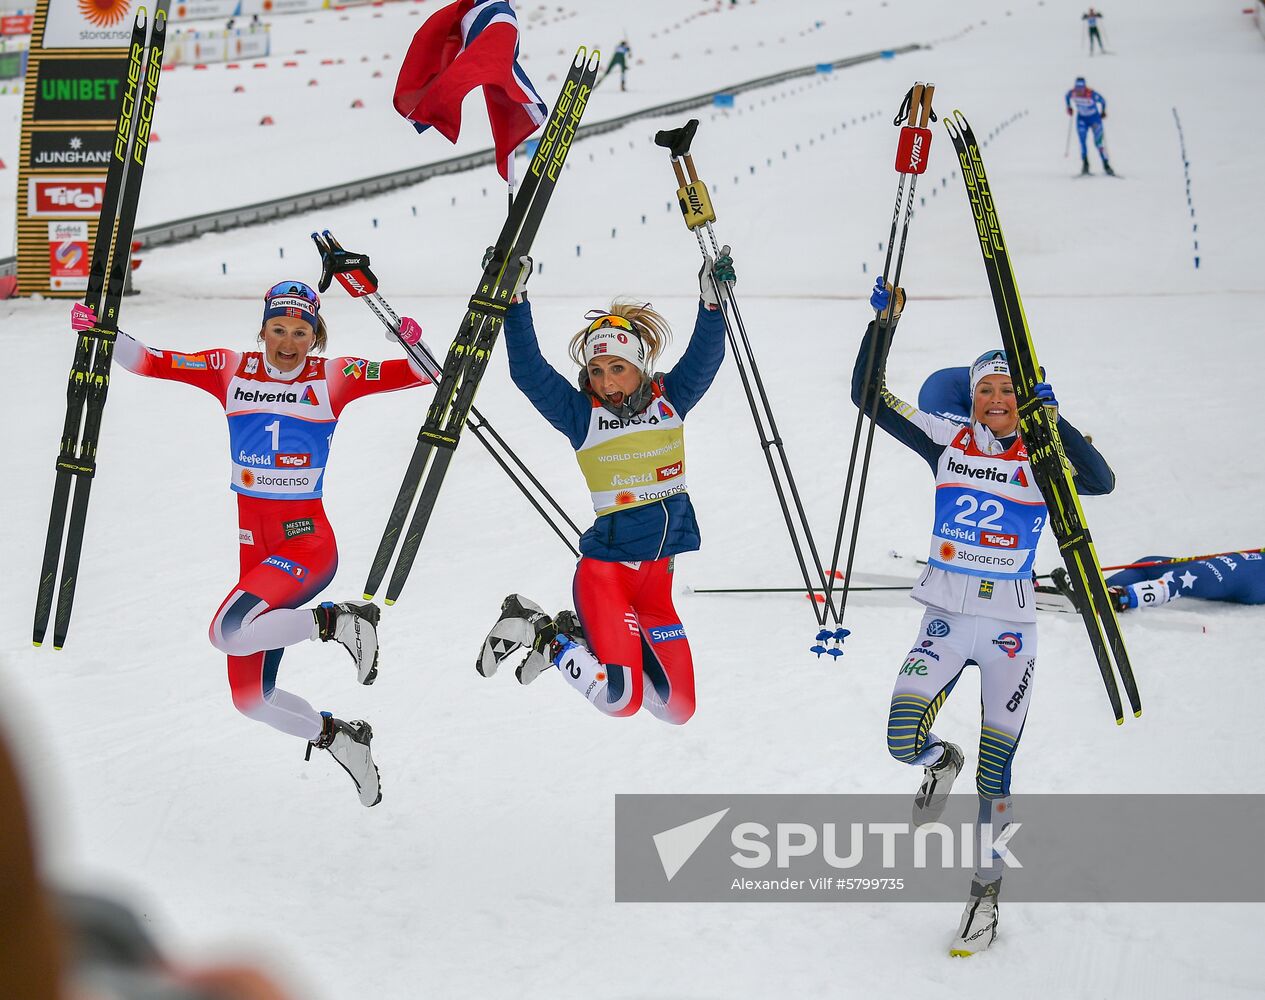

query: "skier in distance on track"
(475, 249), (733, 725)
(1066, 75), (1114, 176)
(71, 281), (435, 806)
(857, 278), (1115, 955)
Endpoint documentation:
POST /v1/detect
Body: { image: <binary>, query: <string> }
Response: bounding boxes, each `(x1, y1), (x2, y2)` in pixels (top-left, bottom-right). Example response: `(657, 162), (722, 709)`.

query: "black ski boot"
(516, 609), (587, 685)
(1080, 156), (1091, 176)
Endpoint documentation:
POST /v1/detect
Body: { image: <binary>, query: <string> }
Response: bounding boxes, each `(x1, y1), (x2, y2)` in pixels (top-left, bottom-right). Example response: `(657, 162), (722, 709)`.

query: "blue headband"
(262, 281), (320, 333)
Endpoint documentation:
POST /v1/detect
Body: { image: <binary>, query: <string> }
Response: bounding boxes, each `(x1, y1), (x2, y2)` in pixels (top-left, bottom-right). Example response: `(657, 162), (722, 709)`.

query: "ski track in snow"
(2, 1), (1264, 997)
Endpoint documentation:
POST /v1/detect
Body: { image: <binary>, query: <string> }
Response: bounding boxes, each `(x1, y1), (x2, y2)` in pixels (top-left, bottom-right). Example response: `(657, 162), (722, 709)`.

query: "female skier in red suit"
(73, 281), (431, 806)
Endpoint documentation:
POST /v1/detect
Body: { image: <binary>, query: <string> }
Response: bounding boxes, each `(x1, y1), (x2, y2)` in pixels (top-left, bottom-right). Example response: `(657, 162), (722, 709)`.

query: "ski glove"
(1033, 381), (1058, 408)
(870, 277), (905, 322)
(511, 255), (533, 300)
(699, 245), (735, 309)
(70, 302), (97, 331)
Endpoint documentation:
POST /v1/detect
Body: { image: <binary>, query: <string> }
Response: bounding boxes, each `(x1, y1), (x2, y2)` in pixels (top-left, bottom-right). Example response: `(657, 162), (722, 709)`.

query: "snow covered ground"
(3, 1), (1265, 997)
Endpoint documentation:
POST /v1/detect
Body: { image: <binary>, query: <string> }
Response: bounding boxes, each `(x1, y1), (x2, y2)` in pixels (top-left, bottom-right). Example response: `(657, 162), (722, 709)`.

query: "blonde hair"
(258, 314), (328, 354)
(568, 299), (672, 372)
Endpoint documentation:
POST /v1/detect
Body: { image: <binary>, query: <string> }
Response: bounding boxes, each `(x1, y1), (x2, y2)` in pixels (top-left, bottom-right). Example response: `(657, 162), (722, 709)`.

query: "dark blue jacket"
(852, 321), (1115, 494)
(503, 299), (726, 562)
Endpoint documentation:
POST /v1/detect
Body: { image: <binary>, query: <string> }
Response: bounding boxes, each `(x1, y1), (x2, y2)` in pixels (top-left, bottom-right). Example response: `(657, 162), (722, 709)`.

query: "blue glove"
(869, 277), (904, 321)
(869, 277), (890, 312)
(1033, 381), (1058, 407)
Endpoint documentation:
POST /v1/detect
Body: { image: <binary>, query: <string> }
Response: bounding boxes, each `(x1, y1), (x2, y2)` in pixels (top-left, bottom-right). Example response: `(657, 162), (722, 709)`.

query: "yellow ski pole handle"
(674, 177), (717, 230)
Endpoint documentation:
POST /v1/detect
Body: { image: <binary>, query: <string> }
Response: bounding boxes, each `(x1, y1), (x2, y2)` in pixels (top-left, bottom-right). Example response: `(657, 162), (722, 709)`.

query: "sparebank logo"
(653, 808), (730, 881)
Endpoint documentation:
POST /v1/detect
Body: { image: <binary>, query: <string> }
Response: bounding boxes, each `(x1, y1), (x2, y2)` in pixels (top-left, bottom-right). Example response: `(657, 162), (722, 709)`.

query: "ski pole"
(825, 82), (936, 622)
(1064, 114), (1073, 157)
(655, 119), (838, 628)
(311, 231), (583, 558)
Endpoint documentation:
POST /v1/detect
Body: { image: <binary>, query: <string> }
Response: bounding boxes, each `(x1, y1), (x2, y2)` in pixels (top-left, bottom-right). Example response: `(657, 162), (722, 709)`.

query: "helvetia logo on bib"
(300, 386), (319, 406)
(1010, 467), (1029, 487)
(79, 0), (129, 27)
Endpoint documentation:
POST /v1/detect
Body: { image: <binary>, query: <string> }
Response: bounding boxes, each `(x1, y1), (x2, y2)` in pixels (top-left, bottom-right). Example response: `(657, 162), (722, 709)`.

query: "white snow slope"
(3, 1), (1264, 998)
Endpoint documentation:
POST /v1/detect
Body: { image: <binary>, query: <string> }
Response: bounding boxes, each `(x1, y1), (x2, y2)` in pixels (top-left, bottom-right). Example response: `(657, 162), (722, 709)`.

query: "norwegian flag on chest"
(393, 0), (546, 181)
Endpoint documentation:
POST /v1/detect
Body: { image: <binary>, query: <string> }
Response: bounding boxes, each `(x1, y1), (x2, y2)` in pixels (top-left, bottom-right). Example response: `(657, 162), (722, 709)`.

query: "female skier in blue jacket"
(476, 251), (732, 724)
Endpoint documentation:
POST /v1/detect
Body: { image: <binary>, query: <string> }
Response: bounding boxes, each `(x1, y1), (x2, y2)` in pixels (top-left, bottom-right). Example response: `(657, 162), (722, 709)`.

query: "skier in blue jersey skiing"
(1066, 76), (1113, 176)
(856, 278), (1115, 956)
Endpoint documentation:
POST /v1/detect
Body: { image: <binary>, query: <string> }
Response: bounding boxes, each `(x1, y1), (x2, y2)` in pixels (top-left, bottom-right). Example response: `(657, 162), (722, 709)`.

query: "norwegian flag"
(393, 0), (546, 181)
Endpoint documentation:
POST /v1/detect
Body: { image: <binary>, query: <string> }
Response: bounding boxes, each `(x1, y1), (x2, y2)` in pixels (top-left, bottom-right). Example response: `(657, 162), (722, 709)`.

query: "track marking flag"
(393, 0), (546, 181)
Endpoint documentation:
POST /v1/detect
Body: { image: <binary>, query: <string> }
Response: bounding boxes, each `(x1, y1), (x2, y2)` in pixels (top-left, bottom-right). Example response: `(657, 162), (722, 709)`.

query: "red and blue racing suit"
(116, 334), (429, 739)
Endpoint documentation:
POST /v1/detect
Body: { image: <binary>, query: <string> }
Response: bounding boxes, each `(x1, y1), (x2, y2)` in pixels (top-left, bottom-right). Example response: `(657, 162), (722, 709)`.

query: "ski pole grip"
(673, 175), (716, 231)
(669, 158), (687, 187)
(908, 82), (925, 121)
(654, 119), (699, 159)
(894, 81), (934, 175)
(918, 84), (935, 128)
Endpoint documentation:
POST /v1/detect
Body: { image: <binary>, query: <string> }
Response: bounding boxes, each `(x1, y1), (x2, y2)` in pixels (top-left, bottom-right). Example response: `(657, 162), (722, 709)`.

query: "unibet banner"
(17, 0), (139, 297)
(33, 55), (127, 118)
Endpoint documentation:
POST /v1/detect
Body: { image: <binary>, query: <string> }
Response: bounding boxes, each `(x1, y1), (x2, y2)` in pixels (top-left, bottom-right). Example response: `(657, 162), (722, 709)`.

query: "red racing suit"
(116, 334), (429, 739)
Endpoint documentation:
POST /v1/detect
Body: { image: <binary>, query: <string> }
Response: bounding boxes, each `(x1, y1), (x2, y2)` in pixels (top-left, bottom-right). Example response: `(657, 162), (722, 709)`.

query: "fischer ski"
(945, 109), (1140, 724)
(364, 47), (599, 605)
(311, 230), (582, 557)
(33, 2), (169, 649)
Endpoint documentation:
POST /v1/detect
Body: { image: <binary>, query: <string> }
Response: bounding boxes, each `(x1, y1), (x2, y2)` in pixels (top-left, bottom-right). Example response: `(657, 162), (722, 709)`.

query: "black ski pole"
(655, 119), (837, 628)
(311, 231), (582, 558)
(824, 82), (936, 621)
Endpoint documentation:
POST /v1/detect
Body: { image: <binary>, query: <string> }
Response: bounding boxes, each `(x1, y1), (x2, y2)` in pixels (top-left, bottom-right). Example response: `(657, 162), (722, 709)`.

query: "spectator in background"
(0, 719), (297, 999)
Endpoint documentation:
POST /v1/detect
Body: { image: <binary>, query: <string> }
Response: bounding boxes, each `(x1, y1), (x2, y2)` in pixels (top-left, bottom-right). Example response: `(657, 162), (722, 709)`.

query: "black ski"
(945, 110), (1140, 724)
(311, 230), (582, 557)
(364, 47), (600, 604)
(34, 2), (168, 649)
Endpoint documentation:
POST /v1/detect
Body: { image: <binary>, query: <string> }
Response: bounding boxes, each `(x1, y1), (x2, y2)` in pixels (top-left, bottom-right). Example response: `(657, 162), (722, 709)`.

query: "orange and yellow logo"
(939, 542), (957, 562)
(78, 0), (130, 28)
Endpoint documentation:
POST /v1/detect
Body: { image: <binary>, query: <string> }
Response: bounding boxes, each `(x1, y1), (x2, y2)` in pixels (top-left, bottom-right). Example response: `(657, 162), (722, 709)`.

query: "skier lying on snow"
(475, 249), (734, 724)
(71, 282), (435, 807)
(917, 368), (1265, 611)
(857, 278), (1114, 956)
